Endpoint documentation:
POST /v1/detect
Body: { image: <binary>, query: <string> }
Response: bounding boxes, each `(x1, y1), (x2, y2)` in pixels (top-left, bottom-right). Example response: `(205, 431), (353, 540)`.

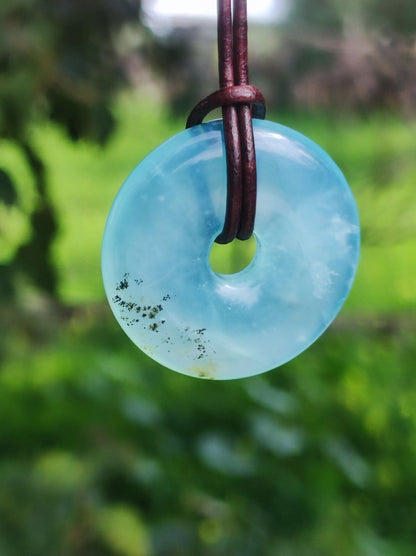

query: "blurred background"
(1, 0), (416, 554)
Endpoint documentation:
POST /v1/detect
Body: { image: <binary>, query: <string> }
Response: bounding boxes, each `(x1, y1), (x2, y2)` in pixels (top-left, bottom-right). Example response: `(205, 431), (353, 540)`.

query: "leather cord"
(186, 0), (266, 244)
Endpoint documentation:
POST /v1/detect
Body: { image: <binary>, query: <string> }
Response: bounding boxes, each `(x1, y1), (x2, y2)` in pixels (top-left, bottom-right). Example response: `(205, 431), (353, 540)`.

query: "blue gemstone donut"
(102, 119), (360, 380)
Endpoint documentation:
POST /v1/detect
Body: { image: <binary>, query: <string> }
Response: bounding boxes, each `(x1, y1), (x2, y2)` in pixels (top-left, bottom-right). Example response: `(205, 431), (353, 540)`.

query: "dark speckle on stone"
(113, 278), (171, 332)
(116, 273), (129, 291)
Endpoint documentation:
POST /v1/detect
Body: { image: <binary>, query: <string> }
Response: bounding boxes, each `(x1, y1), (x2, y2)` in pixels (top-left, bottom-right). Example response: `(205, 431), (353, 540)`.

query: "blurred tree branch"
(0, 0), (143, 300)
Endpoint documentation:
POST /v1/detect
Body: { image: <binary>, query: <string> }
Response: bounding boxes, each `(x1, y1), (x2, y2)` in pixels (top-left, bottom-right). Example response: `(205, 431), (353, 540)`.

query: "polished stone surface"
(102, 119), (360, 379)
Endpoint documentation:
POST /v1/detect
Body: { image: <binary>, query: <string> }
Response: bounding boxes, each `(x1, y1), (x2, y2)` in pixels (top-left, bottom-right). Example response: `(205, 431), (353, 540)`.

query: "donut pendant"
(101, 119), (360, 380)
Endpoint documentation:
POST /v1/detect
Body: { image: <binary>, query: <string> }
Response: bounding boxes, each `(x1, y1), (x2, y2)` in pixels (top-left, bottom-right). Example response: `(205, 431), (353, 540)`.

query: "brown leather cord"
(185, 85), (266, 127)
(186, 0), (266, 244)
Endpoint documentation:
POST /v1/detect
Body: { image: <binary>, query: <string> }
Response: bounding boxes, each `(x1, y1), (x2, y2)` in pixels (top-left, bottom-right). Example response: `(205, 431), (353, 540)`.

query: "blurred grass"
(2, 93), (415, 312)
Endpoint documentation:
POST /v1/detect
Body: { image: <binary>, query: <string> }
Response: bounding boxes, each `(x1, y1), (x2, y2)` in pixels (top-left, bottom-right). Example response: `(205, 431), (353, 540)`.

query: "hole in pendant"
(209, 235), (257, 275)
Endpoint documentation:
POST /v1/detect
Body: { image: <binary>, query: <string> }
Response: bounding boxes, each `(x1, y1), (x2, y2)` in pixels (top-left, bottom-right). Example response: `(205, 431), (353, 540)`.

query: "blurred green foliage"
(0, 95), (416, 553)
(3, 96), (415, 310)
(289, 0), (416, 34)
(0, 308), (415, 554)
(0, 0), (142, 297)
(1, 0), (416, 553)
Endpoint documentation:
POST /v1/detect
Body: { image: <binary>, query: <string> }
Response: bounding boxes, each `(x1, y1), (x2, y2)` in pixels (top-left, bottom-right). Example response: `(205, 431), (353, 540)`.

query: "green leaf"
(95, 505), (151, 556)
(0, 168), (18, 207)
